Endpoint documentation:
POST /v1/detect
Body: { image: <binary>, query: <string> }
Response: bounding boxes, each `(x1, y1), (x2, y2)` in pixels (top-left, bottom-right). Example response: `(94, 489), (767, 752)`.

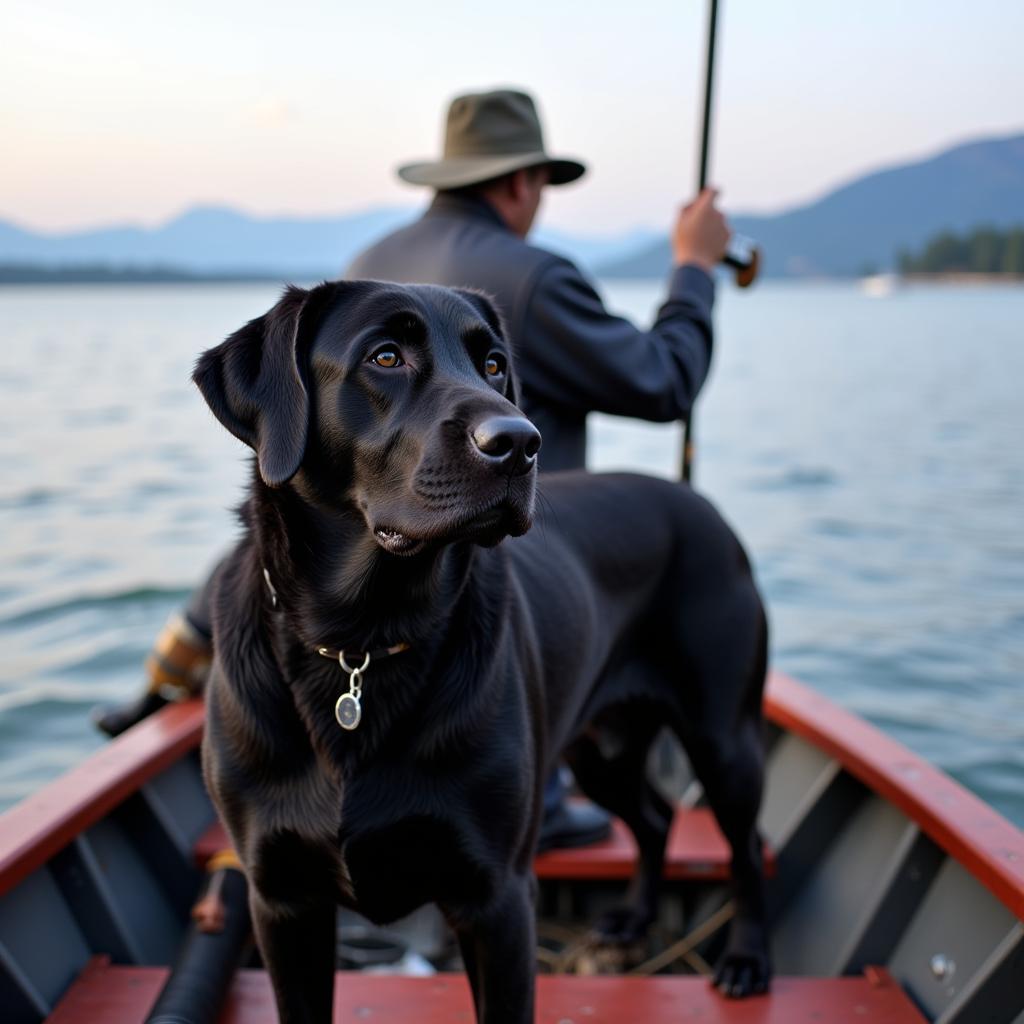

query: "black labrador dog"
(195, 280), (770, 1023)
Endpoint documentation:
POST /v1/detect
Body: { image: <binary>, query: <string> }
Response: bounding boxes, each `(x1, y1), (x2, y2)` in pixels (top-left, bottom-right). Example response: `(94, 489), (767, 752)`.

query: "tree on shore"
(1004, 230), (1024, 275)
(898, 226), (1024, 275)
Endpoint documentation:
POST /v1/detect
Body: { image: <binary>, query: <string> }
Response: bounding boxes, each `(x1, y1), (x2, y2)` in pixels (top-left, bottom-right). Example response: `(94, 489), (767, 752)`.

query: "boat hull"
(0, 673), (1021, 1023)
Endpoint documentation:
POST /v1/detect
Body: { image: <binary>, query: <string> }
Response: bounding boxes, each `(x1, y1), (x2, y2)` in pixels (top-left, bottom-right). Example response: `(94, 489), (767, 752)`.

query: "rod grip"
(722, 233), (760, 288)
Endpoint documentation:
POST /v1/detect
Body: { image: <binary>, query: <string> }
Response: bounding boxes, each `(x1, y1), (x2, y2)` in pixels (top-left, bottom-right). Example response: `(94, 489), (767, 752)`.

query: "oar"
(682, 0), (761, 482)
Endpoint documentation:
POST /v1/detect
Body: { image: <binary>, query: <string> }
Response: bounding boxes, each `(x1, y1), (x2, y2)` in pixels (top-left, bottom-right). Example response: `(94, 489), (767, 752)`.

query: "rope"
(627, 900), (735, 976)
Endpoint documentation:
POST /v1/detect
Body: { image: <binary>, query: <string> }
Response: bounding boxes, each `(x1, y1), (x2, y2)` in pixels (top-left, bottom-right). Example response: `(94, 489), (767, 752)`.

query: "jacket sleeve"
(520, 258), (715, 421)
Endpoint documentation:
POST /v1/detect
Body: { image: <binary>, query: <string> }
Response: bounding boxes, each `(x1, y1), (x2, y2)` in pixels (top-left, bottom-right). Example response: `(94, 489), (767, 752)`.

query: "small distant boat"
(860, 273), (899, 297)
(1, 671), (1021, 1023)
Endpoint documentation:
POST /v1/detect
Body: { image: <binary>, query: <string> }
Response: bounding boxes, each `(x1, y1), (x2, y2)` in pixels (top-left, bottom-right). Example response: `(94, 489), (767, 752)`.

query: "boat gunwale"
(765, 670), (1024, 920)
(0, 678), (1021, 922)
(0, 698), (204, 898)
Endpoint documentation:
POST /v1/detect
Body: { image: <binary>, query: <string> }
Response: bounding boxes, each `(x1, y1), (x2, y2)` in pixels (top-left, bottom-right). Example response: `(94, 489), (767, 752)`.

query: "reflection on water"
(1, 281), (1022, 824)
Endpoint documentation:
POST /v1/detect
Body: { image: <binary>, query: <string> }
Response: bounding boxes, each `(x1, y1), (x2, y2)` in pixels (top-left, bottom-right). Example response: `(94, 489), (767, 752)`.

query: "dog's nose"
(471, 415), (541, 476)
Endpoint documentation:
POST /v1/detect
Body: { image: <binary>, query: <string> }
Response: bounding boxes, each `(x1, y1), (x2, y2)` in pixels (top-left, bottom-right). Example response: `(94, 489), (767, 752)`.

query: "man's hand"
(672, 188), (731, 272)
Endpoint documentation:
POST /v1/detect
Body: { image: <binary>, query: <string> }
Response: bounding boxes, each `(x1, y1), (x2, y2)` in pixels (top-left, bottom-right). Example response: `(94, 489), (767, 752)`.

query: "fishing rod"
(682, 0), (761, 482)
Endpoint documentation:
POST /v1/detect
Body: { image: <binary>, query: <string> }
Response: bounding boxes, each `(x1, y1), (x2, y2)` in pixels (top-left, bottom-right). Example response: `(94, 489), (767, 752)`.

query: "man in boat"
(97, 87), (731, 851)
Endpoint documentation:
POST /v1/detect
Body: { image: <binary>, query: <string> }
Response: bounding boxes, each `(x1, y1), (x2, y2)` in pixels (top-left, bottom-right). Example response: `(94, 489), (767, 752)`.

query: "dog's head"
(194, 281), (539, 555)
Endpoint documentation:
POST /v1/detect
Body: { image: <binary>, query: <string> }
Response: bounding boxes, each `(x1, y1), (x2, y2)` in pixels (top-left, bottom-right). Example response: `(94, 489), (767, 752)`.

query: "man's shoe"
(537, 798), (613, 853)
(93, 691), (170, 738)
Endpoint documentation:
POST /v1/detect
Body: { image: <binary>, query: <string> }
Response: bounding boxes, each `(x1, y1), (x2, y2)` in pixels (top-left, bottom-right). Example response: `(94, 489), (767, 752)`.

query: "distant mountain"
(7, 131), (1022, 280)
(0, 206), (416, 279)
(599, 132), (1024, 278)
(0, 206), (655, 280)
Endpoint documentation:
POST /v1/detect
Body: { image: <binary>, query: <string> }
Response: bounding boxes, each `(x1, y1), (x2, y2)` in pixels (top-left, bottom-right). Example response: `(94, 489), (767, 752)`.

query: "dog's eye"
(370, 348), (403, 368)
(484, 353), (506, 377)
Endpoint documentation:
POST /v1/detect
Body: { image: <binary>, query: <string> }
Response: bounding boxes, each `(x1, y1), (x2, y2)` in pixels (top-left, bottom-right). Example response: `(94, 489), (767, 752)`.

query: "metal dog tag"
(334, 653), (369, 731)
(335, 692), (361, 731)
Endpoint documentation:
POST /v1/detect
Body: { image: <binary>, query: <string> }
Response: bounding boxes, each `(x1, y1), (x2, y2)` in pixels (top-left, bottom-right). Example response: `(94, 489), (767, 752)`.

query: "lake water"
(1, 280), (1022, 826)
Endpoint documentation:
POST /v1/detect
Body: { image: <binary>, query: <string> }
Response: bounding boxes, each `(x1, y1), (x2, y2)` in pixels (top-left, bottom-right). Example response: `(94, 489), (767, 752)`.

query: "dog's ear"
(453, 288), (521, 408)
(193, 282), (339, 486)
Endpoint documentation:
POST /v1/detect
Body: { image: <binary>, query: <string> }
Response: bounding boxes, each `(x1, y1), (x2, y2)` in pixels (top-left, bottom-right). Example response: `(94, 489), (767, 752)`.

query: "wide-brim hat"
(397, 89), (586, 190)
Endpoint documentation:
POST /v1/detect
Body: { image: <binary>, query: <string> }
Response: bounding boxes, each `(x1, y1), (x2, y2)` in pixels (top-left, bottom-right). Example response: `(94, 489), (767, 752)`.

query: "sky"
(2, 0), (1023, 236)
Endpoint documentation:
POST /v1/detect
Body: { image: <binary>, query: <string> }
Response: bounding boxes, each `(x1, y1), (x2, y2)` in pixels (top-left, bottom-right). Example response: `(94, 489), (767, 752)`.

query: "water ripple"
(0, 487), (71, 510)
(0, 585), (193, 630)
(751, 466), (840, 491)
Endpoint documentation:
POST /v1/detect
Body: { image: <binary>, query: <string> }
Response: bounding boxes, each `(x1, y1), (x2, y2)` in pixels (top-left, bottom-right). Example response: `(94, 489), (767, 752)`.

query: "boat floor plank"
(193, 806), (776, 882)
(49, 958), (925, 1023)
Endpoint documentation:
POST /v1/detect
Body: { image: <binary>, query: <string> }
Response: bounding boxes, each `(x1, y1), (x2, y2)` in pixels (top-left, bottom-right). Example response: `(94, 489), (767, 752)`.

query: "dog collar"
(316, 643), (410, 731)
(263, 568), (409, 731)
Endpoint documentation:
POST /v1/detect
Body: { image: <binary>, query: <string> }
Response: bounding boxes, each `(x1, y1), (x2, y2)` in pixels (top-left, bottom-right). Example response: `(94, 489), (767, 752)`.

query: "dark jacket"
(347, 193), (715, 472)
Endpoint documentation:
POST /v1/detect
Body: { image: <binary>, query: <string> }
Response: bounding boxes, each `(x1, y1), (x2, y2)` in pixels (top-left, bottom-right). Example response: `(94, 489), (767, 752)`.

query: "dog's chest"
(339, 813), (495, 924)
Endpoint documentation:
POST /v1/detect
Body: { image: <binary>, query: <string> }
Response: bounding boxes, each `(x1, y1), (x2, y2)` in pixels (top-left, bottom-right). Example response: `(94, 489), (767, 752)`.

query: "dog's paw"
(713, 949), (771, 998)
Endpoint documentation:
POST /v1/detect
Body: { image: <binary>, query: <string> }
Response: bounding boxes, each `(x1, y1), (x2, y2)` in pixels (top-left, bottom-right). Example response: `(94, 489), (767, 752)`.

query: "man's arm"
(521, 257), (715, 422)
(521, 188), (728, 421)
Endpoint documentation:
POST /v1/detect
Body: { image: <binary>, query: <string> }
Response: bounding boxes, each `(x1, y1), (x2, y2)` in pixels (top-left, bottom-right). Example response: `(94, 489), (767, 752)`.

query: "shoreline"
(3, 267), (1024, 287)
(897, 272), (1024, 286)
(0, 265), (319, 286)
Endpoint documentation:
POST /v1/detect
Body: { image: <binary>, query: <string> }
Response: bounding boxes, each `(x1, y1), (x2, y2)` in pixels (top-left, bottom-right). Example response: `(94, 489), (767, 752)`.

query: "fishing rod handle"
(723, 232), (760, 288)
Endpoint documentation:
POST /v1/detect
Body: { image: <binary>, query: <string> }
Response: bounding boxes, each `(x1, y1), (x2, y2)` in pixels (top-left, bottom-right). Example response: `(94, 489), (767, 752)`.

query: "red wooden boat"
(1, 671), (1022, 1023)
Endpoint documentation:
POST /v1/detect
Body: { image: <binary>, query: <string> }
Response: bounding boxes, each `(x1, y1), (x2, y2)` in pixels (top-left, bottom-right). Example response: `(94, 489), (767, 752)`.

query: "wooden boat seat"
(48, 957), (926, 1023)
(193, 805), (775, 881)
(535, 806), (776, 880)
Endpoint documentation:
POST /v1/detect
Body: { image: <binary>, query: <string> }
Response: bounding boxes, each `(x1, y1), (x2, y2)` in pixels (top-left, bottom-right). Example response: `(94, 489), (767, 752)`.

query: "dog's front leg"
(250, 890), (336, 1024)
(453, 873), (536, 1024)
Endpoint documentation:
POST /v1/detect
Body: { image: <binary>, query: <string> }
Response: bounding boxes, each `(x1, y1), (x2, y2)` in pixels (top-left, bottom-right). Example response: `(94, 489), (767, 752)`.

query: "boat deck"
(50, 957), (927, 1023)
